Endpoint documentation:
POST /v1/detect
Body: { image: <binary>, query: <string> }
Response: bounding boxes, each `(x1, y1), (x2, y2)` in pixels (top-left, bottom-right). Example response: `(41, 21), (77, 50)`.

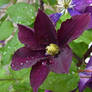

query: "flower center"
(46, 43), (60, 56)
(64, 3), (69, 9)
(57, 0), (74, 13)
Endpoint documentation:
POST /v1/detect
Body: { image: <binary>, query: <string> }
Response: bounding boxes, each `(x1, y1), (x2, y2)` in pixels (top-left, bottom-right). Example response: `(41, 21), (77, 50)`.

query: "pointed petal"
(84, 6), (92, 29)
(18, 24), (43, 50)
(79, 72), (89, 92)
(79, 65), (92, 92)
(11, 47), (46, 70)
(30, 62), (50, 92)
(49, 46), (72, 74)
(49, 13), (62, 26)
(34, 9), (57, 46)
(57, 14), (91, 46)
(72, 0), (92, 12)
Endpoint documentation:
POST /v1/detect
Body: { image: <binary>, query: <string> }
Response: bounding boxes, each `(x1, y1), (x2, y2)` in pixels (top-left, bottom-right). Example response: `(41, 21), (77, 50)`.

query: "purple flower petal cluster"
(11, 9), (90, 92)
(68, 0), (92, 29)
(79, 57), (92, 92)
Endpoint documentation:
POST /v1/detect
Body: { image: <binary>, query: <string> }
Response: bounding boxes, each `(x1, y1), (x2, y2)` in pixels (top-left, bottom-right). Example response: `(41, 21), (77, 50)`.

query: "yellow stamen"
(46, 43), (60, 56)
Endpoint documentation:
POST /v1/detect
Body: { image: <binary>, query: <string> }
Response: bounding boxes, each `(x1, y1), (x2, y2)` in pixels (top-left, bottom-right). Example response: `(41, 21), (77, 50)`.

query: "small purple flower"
(79, 57), (92, 92)
(68, 0), (92, 29)
(11, 9), (90, 92)
(49, 13), (62, 26)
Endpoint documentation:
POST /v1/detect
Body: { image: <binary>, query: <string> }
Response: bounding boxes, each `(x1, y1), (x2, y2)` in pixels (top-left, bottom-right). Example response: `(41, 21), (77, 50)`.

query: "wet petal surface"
(11, 47), (46, 70)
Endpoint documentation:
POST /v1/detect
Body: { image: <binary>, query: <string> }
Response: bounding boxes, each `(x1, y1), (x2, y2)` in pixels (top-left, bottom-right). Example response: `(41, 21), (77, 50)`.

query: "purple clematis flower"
(68, 0), (92, 29)
(79, 56), (92, 92)
(11, 9), (90, 92)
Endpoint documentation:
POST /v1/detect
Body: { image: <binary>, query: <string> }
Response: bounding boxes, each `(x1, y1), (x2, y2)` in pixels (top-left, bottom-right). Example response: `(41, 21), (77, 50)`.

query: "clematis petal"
(68, 8), (81, 16)
(34, 9), (57, 46)
(49, 46), (72, 74)
(84, 6), (92, 29)
(79, 72), (90, 92)
(11, 47), (47, 70)
(79, 66), (92, 92)
(87, 81), (92, 89)
(49, 13), (62, 26)
(30, 62), (50, 92)
(79, 59), (92, 92)
(57, 14), (90, 46)
(18, 24), (43, 50)
(72, 0), (92, 12)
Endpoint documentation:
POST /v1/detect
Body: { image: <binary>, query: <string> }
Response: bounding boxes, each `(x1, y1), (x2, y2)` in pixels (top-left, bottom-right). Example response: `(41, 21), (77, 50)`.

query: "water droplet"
(8, 46), (10, 49)
(31, 16), (34, 19)
(68, 73), (70, 76)
(20, 63), (23, 65)
(11, 64), (14, 67)
(30, 9), (32, 12)
(72, 71), (75, 74)
(42, 62), (46, 65)
(25, 6), (28, 9)
(31, 57), (34, 59)
(18, 21), (22, 24)
(78, 67), (80, 70)
(26, 60), (29, 63)
(3, 52), (6, 55)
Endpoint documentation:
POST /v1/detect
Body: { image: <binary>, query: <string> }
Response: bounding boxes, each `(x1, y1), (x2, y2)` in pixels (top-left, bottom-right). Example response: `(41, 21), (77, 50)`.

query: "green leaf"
(9, 67), (32, 92)
(84, 87), (92, 92)
(45, 9), (55, 15)
(43, 0), (57, 5)
(48, 0), (57, 5)
(0, 66), (13, 92)
(74, 30), (92, 45)
(60, 13), (71, 22)
(7, 3), (35, 25)
(40, 62), (79, 92)
(0, 0), (10, 6)
(0, 31), (23, 65)
(43, 0), (49, 4)
(69, 42), (88, 58)
(0, 20), (14, 40)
